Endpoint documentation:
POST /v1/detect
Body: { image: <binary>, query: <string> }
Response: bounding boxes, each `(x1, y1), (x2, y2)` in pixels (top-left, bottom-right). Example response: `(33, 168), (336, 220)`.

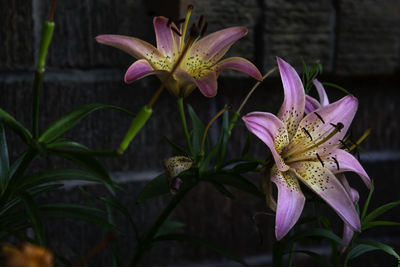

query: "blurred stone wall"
(1, 0), (400, 266)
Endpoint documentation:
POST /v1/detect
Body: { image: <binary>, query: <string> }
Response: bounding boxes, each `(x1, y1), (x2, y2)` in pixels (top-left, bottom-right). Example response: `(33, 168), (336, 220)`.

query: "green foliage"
(301, 60), (323, 94)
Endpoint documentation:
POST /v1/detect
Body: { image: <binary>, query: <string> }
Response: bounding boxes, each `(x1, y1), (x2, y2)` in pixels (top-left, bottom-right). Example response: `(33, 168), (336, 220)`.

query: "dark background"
(1, 0), (400, 266)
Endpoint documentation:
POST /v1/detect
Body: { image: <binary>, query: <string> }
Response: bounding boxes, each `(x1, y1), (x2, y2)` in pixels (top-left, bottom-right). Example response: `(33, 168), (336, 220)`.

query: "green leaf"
(0, 123), (10, 194)
(362, 220), (400, 230)
(153, 234), (248, 266)
(204, 172), (264, 199)
(100, 197), (138, 232)
(187, 104), (206, 157)
(240, 132), (251, 157)
(39, 103), (132, 143)
(0, 108), (33, 144)
(290, 228), (346, 246)
(155, 220), (185, 238)
(361, 179), (374, 220)
(20, 193), (46, 245)
(46, 139), (90, 150)
(136, 173), (169, 203)
(16, 169), (115, 192)
(40, 203), (114, 229)
(292, 250), (333, 267)
(347, 240), (400, 262)
(50, 150), (116, 194)
(210, 181), (236, 199)
(322, 82), (351, 95)
(232, 162), (259, 173)
(164, 136), (188, 156)
(363, 200), (400, 225)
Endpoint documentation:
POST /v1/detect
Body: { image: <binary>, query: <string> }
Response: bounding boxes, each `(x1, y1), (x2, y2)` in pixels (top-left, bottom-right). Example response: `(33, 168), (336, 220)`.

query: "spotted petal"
(95, 34), (164, 63)
(276, 57), (305, 140)
(190, 27), (248, 62)
(214, 57), (262, 80)
(124, 59), (163, 83)
(193, 71), (218, 97)
(326, 149), (371, 189)
(271, 166), (305, 240)
(153, 16), (178, 57)
(290, 95), (358, 157)
(291, 161), (361, 231)
(243, 112), (290, 171)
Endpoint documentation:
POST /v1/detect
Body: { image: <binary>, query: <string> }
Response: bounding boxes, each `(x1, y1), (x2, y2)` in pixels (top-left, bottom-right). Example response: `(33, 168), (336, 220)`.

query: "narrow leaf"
(20, 193), (46, 245)
(136, 173), (169, 203)
(290, 228), (346, 246)
(349, 240), (400, 262)
(362, 220), (400, 230)
(363, 200), (400, 225)
(187, 105), (206, 156)
(39, 103), (132, 143)
(216, 109), (229, 165)
(155, 220), (185, 238)
(0, 108), (33, 144)
(0, 123), (10, 194)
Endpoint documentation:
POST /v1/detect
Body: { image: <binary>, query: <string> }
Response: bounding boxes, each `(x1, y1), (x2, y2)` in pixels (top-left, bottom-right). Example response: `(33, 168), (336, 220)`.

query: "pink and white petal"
(243, 112), (290, 171)
(305, 95), (321, 114)
(326, 149), (371, 189)
(271, 166), (305, 240)
(190, 27), (248, 62)
(276, 57), (305, 140)
(214, 57), (262, 80)
(124, 59), (159, 83)
(341, 224), (355, 249)
(153, 16), (177, 57)
(194, 71), (218, 97)
(291, 95), (358, 154)
(291, 161), (361, 232)
(96, 34), (163, 62)
(337, 174), (360, 204)
(312, 79), (330, 106)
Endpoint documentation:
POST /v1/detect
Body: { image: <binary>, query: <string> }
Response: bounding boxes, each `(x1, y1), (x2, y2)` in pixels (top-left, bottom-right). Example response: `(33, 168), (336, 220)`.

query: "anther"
(316, 153), (324, 167)
(177, 18), (186, 25)
(332, 157), (340, 170)
(302, 127), (313, 141)
(171, 26), (182, 36)
(314, 112), (325, 124)
(200, 22), (208, 37)
(187, 4), (194, 12)
(197, 15), (205, 28)
(330, 122), (344, 132)
(167, 18), (173, 27)
(189, 23), (200, 38)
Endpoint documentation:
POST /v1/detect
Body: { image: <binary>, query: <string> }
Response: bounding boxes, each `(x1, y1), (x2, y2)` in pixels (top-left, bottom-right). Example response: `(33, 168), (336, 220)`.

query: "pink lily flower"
(243, 57), (371, 240)
(96, 8), (262, 98)
(306, 79), (361, 248)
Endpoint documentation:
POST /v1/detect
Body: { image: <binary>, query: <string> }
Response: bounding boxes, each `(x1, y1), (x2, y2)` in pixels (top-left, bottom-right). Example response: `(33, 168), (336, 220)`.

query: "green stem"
(177, 98), (193, 156)
(227, 111), (240, 136)
(129, 181), (196, 267)
(118, 106), (152, 153)
(32, 21), (55, 139)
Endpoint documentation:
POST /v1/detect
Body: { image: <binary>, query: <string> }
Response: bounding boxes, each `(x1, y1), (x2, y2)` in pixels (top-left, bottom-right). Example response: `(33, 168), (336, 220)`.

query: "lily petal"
(342, 224), (355, 247)
(153, 16), (177, 57)
(291, 161), (361, 232)
(214, 57), (263, 80)
(337, 174), (360, 203)
(276, 57), (305, 140)
(193, 71), (218, 97)
(95, 34), (164, 65)
(313, 79), (330, 106)
(326, 149), (371, 189)
(291, 95), (358, 155)
(124, 59), (159, 83)
(305, 95), (321, 114)
(243, 112), (290, 171)
(271, 166), (305, 240)
(190, 27), (248, 62)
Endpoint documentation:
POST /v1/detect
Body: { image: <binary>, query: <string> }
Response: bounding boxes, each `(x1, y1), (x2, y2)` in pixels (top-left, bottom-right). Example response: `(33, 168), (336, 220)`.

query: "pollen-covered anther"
(330, 122), (344, 132)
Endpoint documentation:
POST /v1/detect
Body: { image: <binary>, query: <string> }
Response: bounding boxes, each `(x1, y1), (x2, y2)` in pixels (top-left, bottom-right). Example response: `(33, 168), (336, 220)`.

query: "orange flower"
(2, 243), (53, 267)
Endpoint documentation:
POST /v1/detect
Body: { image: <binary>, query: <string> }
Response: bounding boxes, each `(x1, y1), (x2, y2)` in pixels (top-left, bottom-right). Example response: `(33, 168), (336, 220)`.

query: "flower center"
(284, 121), (344, 161)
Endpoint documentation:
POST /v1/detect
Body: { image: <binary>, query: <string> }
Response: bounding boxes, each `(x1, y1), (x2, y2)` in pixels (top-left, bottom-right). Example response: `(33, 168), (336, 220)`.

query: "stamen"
(332, 156), (340, 170)
(197, 15), (205, 28)
(302, 127), (313, 141)
(189, 23), (200, 38)
(339, 139), (351, 150)
(200, 22), (208, 37)
(316, 153), (324, 167)
(330, 122), (344, 132)
(167, 18), (173, 27)
(314, 112), (325, 124)
(171, 26), (182, 36)
(177, 18), (186, 25)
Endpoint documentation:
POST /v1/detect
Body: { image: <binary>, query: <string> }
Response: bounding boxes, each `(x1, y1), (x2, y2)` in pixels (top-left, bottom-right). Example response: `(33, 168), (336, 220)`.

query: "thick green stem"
(177, 98), (193, 155)
(118, 106), (152, 153)
(32, 21), (55, 139)
(129, 181), (196, 267)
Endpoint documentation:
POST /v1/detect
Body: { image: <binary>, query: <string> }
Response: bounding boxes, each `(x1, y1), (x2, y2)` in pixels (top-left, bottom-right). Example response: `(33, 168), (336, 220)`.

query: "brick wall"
(1, 0), (399, 266)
